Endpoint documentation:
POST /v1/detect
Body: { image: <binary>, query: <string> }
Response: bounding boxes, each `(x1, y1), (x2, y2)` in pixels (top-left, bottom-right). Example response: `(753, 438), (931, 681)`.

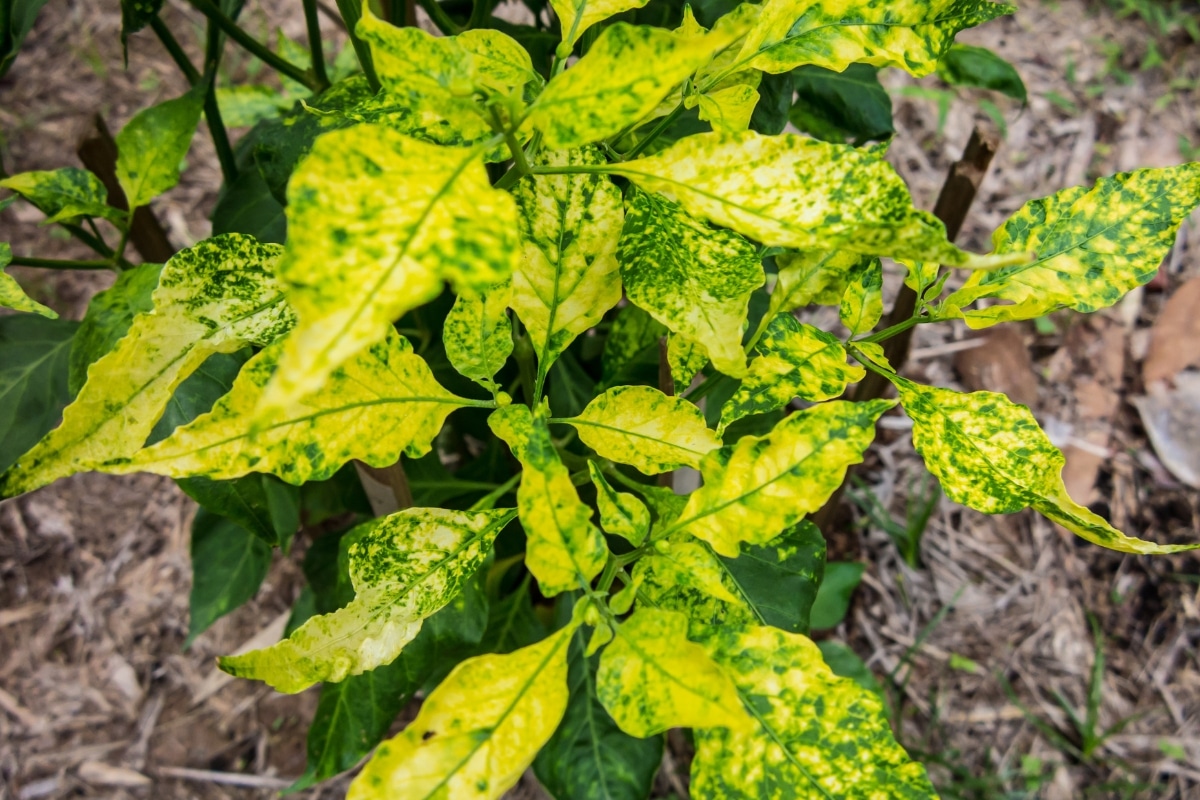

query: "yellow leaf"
(0, 244), (55, 318)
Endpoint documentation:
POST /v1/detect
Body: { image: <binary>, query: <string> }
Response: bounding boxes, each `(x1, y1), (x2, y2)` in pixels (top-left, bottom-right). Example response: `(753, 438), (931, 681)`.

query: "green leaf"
(215, 84), (292, 128)
(748, 70), (793, 135)
(692, 623), (938, 799)
(146, 350), (250, 445)
(668, 332), (708, 390)
(347, 624), (573, 800)
(481, 577), (547, 654)
(600, 304), (665, 388)
(528, 23), (722, 149)
(512, 148), (623, 382)
(734, 0), (1012, 77)
(719, 520), (825, 634)
(768, 250), (865, 316)
(839, 255), (884, 335)
(120, 0), (163, 50)
(0, 168), (122, 225)
(0, 314), (78, 474)
(178, 473), (299, 549)
(551, 0), (651, 48)
(719, 315), (865, 434)
(117, 330), (477, 485)
(0, 244), (54, 318)
(534, 624), (664, 800)
(597, 607), (750, 737)
(618, 188), (764, 377)
(0, 234), (295, 498)
(116, 88), (204, 210)
(445, 282), (514, 389)
(817, 640), (883, 696)
(187, 508), (271, 646)
(0, 0), (50, 78)
(563, 385), (721, 475)
(943, 163), (1200, 326)
(676, 399), (894, 557)
(257, 124), (520, 419)
(220, 507), (515, 693)
(588, 461), (650, 546)
(892, 376), (1198, 554)
(937, 43), (1027, 103)
(808, 560), (865, 630)
(489, 403), (607, 596)
(68, 262), (163, 394)
(211, 162), (287, 244)
(611, 131), (987, 265)
(790, 64), (894, 145)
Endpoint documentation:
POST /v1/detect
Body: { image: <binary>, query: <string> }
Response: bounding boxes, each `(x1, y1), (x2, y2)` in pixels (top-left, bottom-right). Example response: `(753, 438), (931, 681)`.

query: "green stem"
(7, 256), (116, 270)
(744, 309), (777, 353)
(186, 0), (321, 91)
(60, 223), (120, 261)
(469, 471), (523, 510)
(202, 15), (239, 186)
(623, 103), (684, 160)
(149, 16), (200, 83)
(334, 0), (381, 92)
(416, 0), (462, 34)
(303, 0), (332, 88)
(112, 225), (132, 268)
(854, 315), (924, 345)
(466, 0), (488, 30)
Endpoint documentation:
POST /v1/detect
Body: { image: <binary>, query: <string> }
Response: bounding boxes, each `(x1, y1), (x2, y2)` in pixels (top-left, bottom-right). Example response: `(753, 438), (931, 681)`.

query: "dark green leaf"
(69, 262), (163, 394)
(548, 349), (597, 419)
(720, 520), (825, 635)
(481, 577), (545, 654)
(285, 585), (318, 637)
(0, 314), (78, 473)
(177, 474), (300, 549)
(809, 560), (865, 630)
(936, 43), (1027, 104)
(119, 0), (163, 51)
(0, 0), (50, 78)
(817, 640), (883, 697)
(187, 508), (271, 645)
(790, 64), (894, 145)
(749, 71), (794, 135)
(211, 164), (286, 244)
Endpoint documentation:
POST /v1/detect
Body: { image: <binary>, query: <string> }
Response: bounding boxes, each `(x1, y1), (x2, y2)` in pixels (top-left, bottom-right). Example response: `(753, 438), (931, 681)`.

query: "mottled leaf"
(551, 0), (653, 48)
(116, 88), (204, 209)
(790, 64), (894, 145)
(619, 189), (764, 377)
(347, 624), (573, 800)
(600, 304), (665, 387)
(0, 314), (77, 474)
(445, 282), (514, 389)
(0, 168), (122, 225)
(588, 461), (650, 545)
(693, 82), (760, 133)
(68, 262), (163, 394)
(720, 520), (825, 634)
(937, 43), (1027, 103)
(839, 256), (883, 335)
(668, 333), (708, 390)
(187, 508), (271, 646)
(769, 250), (865, 317)
(220, 507), (515, 693)
(0, 244), (54, 317)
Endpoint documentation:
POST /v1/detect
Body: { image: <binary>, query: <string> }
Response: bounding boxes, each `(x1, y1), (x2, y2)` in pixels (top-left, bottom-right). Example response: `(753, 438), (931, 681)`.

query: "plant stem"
(416, 0), (462, 33)
(466, 0), (488, 30)
(334, 0), (381, 93)
(8, 256), (116, 270)
(469, 471), (523, 510)
(303, 0), (331, 88)
(854, 314), (924, 345)
(201, 15), (239, 186)
(185, 0), (321, 91)
(112, 226), (132, 268)
(623, 103), (684, 160)
(149, 16), (200, 83)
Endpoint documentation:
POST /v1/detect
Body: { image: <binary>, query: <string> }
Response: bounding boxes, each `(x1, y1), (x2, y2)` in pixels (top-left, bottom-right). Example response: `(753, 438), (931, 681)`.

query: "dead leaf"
(954, 327), (1039, 408)
(1143, 276), (1200, 386)
(78, 761), (152, 788)
(1133, 372), (1200, 489)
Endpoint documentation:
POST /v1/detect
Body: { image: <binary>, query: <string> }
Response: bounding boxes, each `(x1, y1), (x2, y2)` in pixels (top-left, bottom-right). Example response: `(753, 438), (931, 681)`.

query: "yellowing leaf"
(677, 399), (893, 557)
(258, 125), (520, 419)
(692, 83), (760, 133)
(221, 507), (515, 694)
(634, 538), (746, 612)
(111, 330), (481, 484)
(618, 189), (764, 377)
(0, 235), (294, 498)
(854, 340), (893, 372)
(692, 623), (938, 799)
(0, 168), (123, 225)
(601, 304), (666, 387)
(733, 0), (1012, 78)
(528, 23), (720, 149)
(551, 0), (652, 49)
(489, 403), (607, 596)
(597, 608), (750, 737)
(564, 385), (721, 475)
(512, 148), (623, 385)
(348, 624), (572, 800)
(0, 244), (55, 318)
(719, 315), (864, 434)
(115, 88), (204, 210)
(769, 250), (865, 317)
(445, 282), (513, 389)
(839, 256), (883, 335)
(944, 163), (1200, 327)
(611, 131), (987, 265)
(893, 376), (1198, 554)
(668, 333), (708, 391)
(588, 461), (650, 545)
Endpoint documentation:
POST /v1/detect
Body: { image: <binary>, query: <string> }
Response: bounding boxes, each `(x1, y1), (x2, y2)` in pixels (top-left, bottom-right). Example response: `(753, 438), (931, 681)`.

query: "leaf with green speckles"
(347, 623), (573, 800)
(588, 461), (650, 545)
(719, 316), (864, 434)
(551, 0), (652, 48)
(512, 148), (623, 383)
(489, 403), (607, 596)
(943, 163), (1200, 327)
(668, 333), (708, 390)
(892, 376), (1198, 554)
(68, 262), (163, 394)
(732, 0), (1012, 79)
(445, 282), (513, 389)
(115, 87), (204, 210)
(618, 189), (763, 377)
(527, 23), (723, 150)
(692, 82), (760, 133)
(0, 244), (54, 318)
(769, 250), (865, 318)
(564, 385), (721, 475)
(0, 168), (124, 225)
(257, 124), (520, 419)
(839, 256), (883, 335)
(676, 399), (893, 557)
(597, 607), (750, 737)
(111, 329), (475, 485)
(854, 341), (893, 371)
(0, 234), (295, 499)
(692, 623), (938, 800)
(219, 506), (515, 693)
(611, 131), (989, 265)
(601, 305), (665, 387)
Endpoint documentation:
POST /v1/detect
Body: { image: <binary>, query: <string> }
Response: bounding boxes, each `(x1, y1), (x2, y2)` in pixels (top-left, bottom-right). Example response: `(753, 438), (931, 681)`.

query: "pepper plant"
(1, 0), (1198, 795)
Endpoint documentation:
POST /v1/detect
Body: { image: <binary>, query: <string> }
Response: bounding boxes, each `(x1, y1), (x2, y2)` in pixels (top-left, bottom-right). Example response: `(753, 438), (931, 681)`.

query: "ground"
(1, 0), (1198, 798)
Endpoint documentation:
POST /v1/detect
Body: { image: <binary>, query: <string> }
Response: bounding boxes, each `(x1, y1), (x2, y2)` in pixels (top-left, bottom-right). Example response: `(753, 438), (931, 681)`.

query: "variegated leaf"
(0, 235), (294, 498)
(618, 189), (764, 377)
(668, 333), (708, 391)
(258, 125), (520, 419)
(563, 385), (720, 475)
(944, 163), (1200, 327)
(512, 148), (623, 386)
(0, 244), (55, 318)
(588, 461), (650, 545)
(116, 88), (204, 210)
(348, 624), (572, 800)
(719, 315), (864, 434)
(600, 304), (665, 387)
(676, 399), (893, 556)
(489, 403), (607, 596)
(691, 82), (760, 133)
(839, 256), (884, 335)
(597, 608), (750, 737)
(551, 0), (652, 49)
(769, 250), (865, 318)
(0, 168), (123, 225)
(221, 508), (515, 693)
(445, 282), (514, 389)
(893, 376), (1198, 554)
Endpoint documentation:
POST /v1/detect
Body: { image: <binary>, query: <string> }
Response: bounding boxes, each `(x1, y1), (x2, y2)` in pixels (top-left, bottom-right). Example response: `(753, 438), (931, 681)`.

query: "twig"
(155, 766), (291, 789)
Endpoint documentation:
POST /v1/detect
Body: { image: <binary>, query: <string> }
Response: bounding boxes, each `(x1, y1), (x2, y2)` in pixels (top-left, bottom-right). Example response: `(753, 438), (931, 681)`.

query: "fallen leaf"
(1143, 276), (1200, 386)
(954, 326), (1039, 408)
(1133, 372), (1200, 489)
(78, 761), (152, 788)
